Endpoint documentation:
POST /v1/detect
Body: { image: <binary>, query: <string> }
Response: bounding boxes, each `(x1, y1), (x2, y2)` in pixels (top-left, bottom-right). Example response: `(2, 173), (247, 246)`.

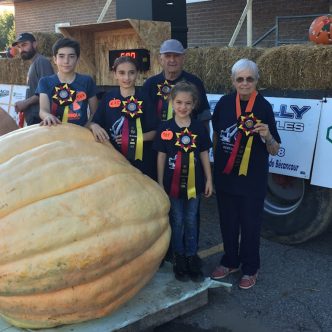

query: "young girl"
(154, 81), (213, 282)
(88, 56), (157, 178)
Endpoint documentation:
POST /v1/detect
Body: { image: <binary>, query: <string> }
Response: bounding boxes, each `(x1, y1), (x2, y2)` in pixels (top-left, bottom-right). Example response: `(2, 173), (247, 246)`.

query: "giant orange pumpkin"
(309, 15), (332, 44)
(0, 124), (170, 328)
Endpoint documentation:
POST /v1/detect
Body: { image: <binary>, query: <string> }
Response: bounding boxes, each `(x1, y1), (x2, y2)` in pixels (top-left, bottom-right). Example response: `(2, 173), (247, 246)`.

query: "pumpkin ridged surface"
(0, 124), (170, 328)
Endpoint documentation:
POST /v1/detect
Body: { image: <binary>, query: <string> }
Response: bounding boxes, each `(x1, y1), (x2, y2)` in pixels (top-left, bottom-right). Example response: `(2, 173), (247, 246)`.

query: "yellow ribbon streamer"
(239, 136), (254, 176)
(135, 118), (143, 160)
(167, 99), (173, 120)
(187, 151), (196, 199)
(62, 106), (69, 123)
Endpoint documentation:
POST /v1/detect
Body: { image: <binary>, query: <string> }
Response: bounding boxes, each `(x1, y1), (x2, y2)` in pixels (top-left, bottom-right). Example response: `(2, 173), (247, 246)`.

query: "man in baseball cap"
(12, 32), (36, 47)
(12, 32), (54, 125)
(159, 39), (185, 54)
(143, 38), (211, 123)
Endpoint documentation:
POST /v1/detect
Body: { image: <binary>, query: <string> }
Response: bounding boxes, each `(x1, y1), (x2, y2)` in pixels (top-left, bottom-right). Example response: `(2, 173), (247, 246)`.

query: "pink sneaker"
(239, 274), (257, 289)
(211, 265), (240, 279)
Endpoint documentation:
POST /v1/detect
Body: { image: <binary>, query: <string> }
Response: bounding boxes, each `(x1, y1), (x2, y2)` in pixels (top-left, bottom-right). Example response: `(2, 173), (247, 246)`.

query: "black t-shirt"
(92, 87), (157, 177)
(212, 92), (281, 198)
(153, 118), (212, 198)
(142, 71), (211, 124)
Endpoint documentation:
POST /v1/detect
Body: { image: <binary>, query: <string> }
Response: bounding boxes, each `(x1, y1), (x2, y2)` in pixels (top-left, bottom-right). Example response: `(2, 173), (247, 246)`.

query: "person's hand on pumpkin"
(115, 134), (122, 146)
(88, 123), (110, 142)
(204, 178), (213, 198)
(40, 114), (61, 126)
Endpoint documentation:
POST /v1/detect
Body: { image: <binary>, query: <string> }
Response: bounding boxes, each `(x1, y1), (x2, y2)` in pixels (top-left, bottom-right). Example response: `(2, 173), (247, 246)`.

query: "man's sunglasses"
(235, 76), (255, 83)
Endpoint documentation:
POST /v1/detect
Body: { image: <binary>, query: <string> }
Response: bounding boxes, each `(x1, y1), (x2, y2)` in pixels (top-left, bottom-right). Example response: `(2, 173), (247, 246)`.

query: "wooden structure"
(59, 19), (171, 86)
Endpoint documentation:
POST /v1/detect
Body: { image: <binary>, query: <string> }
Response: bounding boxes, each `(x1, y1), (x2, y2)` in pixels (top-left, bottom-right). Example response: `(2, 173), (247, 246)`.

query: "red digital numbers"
(120, 52), (136, 59)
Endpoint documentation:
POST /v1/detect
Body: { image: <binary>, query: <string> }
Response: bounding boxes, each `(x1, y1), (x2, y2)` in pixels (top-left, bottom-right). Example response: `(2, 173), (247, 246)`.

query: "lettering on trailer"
(0, 89), (10, 98)
(269, 158), (299, 172)
(271, 104), (311, 132)
(327, 126), (332, 143)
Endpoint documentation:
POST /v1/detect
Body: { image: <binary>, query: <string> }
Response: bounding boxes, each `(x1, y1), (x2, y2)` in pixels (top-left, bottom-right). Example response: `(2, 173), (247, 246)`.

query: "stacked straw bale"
(1, 34), (331, 93)
(185, 47), (265, 93)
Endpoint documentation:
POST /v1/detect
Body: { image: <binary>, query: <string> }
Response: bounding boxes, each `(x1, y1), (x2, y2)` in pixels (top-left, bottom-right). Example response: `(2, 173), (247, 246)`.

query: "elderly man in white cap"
(143, 39), (211, 124)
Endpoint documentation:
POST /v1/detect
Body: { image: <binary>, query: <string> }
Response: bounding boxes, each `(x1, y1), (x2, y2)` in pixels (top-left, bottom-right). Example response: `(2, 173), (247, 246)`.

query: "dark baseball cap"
(12, 33), (36, 46)
(160, 39), (185, 54)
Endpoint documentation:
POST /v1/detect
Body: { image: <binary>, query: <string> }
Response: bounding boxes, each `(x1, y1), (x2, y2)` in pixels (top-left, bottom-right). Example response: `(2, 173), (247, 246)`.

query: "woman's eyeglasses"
(235, 76), (255, 83)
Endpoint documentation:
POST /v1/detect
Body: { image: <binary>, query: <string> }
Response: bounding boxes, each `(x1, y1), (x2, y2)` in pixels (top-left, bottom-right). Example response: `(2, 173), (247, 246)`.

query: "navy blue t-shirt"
(92, 87), (157, 177)
(143, 71), (211, 124)
(36, 73), (96, 126)
(153, 118), (212, 198)
(212, 92), (281, 198)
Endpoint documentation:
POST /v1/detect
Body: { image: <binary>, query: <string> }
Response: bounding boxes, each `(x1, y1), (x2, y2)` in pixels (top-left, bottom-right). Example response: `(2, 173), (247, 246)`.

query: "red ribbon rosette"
(170, 128), (197, 199)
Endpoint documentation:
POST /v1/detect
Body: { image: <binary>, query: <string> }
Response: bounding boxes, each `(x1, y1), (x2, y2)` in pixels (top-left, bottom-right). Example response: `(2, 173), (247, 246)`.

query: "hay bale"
(33, 32), (63, 57)
(0, 58), (30, 85)
(257, 44), (332, 90)
(185, 47), (265, 93)
(0, 56), (56, 85)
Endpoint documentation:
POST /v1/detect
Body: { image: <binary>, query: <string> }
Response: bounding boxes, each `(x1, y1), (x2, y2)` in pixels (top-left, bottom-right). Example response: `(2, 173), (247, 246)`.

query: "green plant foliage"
(0, 11), (15, 50)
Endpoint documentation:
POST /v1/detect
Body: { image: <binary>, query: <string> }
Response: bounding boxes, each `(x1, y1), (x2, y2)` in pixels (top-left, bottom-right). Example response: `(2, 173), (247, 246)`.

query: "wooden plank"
(0, 263), (229, 332)
(198, 243), (224, 259)
(116, 290), (208, 332)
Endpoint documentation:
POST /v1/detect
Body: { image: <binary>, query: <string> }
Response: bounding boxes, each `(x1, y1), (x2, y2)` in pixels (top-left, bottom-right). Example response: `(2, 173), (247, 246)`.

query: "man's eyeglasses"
(235, 76), (255, 83)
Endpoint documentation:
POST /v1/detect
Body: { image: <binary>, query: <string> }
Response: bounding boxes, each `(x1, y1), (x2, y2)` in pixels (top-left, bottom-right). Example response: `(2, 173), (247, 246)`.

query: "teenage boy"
(37, 38), (98, 126)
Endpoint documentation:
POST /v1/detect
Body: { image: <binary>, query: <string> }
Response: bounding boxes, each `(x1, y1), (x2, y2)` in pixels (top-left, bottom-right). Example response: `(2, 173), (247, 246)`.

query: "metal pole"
(97, 0), (113, 23)
(229, 0), (253, 47)
(247, 0), (253, 46)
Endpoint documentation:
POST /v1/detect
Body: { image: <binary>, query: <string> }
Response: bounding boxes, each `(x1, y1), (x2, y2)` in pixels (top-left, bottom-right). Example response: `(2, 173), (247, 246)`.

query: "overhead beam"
(97, 0), (113, 23)
(229, 0), (253, 47)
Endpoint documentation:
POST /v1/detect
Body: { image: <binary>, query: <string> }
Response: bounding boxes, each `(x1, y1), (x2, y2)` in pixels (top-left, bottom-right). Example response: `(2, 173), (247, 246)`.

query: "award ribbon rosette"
(52, 83), (77, 123)
(157, 80), (174, 121)
(121, 96), (144, 161)
(170, 128), (197, 199)
(223, 91), (260, 176)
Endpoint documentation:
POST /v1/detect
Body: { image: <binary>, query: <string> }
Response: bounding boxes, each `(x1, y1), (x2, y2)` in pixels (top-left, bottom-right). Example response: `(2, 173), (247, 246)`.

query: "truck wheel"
(262, 174), (332, 244)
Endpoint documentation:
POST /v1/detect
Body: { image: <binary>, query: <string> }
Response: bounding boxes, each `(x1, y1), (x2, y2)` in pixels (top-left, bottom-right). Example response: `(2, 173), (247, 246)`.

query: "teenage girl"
(153, 81), (213, 281)
(88, 56), (157, 178)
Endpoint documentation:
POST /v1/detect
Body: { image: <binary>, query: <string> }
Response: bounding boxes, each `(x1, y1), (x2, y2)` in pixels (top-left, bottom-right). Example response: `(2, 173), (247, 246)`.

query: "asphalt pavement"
(155, 194), (332, 332)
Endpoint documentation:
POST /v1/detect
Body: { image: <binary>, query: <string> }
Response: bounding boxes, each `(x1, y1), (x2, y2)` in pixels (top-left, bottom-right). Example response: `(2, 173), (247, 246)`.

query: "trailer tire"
(262, 176), (332, 244)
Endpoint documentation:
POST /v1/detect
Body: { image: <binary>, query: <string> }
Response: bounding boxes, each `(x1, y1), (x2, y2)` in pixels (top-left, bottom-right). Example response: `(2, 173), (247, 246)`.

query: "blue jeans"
(169, 196), (201, 256)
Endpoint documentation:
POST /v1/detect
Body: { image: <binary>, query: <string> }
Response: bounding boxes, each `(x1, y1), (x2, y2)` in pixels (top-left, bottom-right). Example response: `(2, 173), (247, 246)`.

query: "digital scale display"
(109, 49), (150, 71)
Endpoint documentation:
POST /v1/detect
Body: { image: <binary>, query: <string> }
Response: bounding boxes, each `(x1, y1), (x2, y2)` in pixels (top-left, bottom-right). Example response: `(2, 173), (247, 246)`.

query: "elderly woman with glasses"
(211, 58), (280, 289)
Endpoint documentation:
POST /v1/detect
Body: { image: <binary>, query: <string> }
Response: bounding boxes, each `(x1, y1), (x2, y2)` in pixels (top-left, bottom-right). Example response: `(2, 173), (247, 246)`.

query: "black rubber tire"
(262, 181), (332, 244)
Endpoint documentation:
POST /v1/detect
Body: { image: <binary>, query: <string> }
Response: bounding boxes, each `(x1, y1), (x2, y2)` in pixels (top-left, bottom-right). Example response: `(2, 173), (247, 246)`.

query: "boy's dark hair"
(112, 56), (138, 71)
(52, 38), (80, 57)
(170, 81), (200, 109)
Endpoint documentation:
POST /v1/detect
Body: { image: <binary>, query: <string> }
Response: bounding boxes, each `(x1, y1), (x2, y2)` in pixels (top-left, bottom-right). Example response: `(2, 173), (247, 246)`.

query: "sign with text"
(311, 98), (332, 189)
(0, 84), (28, 126)
(267, 97), (322, 179)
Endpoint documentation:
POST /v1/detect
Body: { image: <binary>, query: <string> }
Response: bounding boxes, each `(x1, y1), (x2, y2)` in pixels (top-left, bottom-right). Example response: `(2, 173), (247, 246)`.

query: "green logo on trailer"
(327, 126), (332, 143)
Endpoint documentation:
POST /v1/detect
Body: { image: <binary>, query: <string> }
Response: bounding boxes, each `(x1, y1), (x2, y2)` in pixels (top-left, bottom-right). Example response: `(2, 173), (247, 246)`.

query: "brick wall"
(14, 0), (330, 48)
(15, 0), (117, 34)
(187, 0), (330, 47)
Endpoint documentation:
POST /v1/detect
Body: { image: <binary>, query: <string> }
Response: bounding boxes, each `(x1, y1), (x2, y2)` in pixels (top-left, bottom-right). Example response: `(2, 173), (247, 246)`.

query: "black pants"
(215, 190), (264, 275)
(26, 114), (41, 126)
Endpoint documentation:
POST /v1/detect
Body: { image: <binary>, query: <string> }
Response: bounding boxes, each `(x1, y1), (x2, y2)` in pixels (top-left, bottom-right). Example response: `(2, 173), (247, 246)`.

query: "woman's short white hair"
(231, 58), (259, 80)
